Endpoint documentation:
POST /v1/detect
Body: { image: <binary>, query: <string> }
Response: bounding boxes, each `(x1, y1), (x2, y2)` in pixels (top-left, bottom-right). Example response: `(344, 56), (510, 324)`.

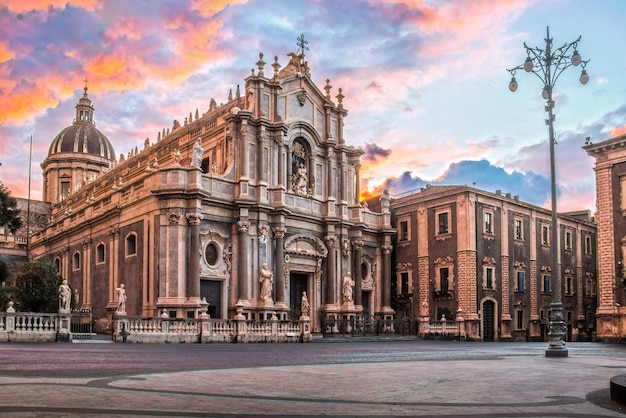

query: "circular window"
(204, 242), (220, 267)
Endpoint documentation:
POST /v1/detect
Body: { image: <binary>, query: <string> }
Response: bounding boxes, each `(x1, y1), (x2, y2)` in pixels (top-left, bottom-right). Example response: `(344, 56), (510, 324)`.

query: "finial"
(336, 88), (344, 109)
(256, 52), (266, 76)
(324, 79), (332, 100)
(228, 88), (233, 101)
(272, 55), (281, 80)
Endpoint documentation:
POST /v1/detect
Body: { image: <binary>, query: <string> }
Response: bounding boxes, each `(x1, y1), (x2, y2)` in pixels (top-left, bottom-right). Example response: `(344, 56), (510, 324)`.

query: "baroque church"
(30, 43), (395, 332)
(24, 40), (600, 342)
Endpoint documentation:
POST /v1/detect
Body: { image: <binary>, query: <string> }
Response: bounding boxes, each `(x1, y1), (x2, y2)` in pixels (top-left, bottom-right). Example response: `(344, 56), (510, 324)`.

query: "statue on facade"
(58, 279), (71, 312)
(292, 162), (308, 196)
(259, 263), (274, 301)
(342, 273), (354, 303)
(116, 283), (127, 313)
(301, 291), (310, 317)
(172, 149), (182, 166)
(191, 137), (203, 168)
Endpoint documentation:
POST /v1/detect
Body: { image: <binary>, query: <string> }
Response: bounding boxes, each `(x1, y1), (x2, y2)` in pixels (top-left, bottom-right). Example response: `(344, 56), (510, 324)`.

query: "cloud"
(363, 159), (555, 208)
(362, 143), (391, 163)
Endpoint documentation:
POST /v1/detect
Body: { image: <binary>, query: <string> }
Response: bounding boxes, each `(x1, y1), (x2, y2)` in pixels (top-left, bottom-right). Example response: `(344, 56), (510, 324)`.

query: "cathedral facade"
(30, 47), (394, 332)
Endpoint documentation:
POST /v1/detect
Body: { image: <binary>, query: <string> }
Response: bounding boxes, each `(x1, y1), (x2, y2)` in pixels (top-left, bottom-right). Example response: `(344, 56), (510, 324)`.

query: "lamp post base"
(546, 299), (568, 357)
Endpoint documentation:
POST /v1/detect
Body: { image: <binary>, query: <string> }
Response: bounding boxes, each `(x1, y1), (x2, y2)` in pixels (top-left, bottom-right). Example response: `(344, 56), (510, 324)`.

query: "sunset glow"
(1, 0), (625, 213)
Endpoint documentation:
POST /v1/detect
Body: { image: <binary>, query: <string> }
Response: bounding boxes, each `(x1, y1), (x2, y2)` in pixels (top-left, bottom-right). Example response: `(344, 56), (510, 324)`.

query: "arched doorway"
(289, 272), (308, 319)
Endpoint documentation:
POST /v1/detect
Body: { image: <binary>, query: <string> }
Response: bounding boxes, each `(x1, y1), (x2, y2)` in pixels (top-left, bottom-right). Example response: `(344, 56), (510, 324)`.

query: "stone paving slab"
(0, 352), (625, 416)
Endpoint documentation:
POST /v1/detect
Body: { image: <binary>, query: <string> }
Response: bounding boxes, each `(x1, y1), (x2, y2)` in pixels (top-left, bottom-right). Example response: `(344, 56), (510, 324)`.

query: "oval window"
(205, 242), (220, 266)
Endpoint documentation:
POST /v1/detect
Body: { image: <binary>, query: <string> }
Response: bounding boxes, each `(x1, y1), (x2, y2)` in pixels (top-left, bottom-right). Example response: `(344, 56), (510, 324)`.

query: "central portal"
(290, 272), (308, 319)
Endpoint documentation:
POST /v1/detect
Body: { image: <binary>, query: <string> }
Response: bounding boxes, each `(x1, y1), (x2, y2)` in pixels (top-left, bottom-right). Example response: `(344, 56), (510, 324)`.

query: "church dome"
(47, 87), (115, 160)
(41, 86), (116, 204)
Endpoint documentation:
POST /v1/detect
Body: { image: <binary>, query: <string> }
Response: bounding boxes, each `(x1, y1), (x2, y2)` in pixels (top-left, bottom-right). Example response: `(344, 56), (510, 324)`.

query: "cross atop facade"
(296, 34), (309, 57)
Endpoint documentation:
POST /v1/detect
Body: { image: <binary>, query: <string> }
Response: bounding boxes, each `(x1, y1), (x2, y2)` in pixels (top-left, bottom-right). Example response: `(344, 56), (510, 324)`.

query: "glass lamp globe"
(524, 57), (533, 72)
(580, 69), (589, 85)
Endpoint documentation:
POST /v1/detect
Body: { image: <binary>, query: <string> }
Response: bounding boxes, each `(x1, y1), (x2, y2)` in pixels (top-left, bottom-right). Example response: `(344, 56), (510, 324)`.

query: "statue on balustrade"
(58, 279), (71, 312)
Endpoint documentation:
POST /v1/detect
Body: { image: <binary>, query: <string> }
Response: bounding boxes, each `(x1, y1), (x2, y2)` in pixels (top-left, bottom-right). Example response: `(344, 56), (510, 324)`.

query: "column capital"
(381, 243), (393, 255)
(352, 239), (363, 251)
(273, 226), (286, 238)
(186, 213), (204, 225)
(237, 220), (250, 232)
(324, 235), (338, 248)
(167, 212), (182, 224)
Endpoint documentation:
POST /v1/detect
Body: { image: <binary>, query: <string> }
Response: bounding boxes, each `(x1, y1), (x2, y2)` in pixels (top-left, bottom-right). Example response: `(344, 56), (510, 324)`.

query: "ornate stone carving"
(341, 239), (351, 258)
(167, 212), (181, 224)
(237, 220), (250, 232)
(273, 226), (286, 239)
(186, 213), (203, 225)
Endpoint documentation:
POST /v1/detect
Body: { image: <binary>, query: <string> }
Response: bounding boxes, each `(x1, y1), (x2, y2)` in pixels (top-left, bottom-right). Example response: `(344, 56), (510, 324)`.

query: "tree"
(0, 182), (22, 234)
(12, 257), (62, 312)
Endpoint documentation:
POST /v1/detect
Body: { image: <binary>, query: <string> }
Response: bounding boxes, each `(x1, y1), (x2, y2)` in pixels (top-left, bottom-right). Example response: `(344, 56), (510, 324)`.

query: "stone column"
(275, 137), (284, 188)
(237, 220), (250, 302)
(382, 243), (393, 309)
(186, 213), (203, 300)
(273, 226), (286, 304)
(324, 235), (338, 305)
(353, 239), (363, 308)
(82, 238), (91, 309)
(108, 227), (119, 306)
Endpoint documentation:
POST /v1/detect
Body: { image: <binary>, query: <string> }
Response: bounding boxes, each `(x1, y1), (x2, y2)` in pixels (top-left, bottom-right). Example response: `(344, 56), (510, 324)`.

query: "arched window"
(126, 233), (137, 256)
(72, 251), (81, 270)
(54, 257), (61, 273)
(96, 243), (105, 264)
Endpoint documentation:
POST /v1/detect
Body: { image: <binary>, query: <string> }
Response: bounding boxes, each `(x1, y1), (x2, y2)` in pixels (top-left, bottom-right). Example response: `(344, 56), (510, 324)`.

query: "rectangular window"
(565, 230), (572, 250)
(440, 267), (449, 292)
(484, 212), (492, 234)
(485, 267), (494, 289)
(61, 181), (70, 198)
(585, 235), (592, 255)
(399, 221), (408, 241)
(401, 272), (409, 294)
(438, 212), (449, 235)
(543, 275), (552, 294)
(517, 271), (526, 292)
(515, 218), (523, 240)
(542, 225), (550, 246)
(516, 310), (524, 330)
(566, 276), (574, 295)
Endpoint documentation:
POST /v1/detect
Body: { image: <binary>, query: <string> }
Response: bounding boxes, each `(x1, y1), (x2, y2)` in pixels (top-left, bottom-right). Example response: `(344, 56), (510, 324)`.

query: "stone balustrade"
(113, 315), (309, 344)
(0, 303), (309, 344)
(0, 306), (61, 342)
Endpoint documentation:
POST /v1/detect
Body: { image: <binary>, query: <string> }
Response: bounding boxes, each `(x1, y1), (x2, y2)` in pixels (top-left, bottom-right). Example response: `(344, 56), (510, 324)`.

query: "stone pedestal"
(57, 312), (71, 342)
(299, 315), (312, 342)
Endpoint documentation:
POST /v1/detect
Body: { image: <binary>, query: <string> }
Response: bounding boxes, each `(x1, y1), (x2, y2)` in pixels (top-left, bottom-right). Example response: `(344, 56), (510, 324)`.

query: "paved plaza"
(0, 340), (625, 417)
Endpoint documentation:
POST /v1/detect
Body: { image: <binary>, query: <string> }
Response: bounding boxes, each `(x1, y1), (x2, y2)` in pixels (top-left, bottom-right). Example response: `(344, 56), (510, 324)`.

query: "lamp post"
(507, 27), (589, 357)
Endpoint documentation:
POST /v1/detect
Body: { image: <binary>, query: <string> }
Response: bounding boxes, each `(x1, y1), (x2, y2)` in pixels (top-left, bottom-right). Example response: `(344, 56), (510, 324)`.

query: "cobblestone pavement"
(0, 340), (625, 417)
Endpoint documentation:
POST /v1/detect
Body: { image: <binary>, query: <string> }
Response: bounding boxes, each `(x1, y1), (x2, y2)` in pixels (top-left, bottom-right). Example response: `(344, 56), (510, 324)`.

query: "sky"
(0, 0), (625, 214)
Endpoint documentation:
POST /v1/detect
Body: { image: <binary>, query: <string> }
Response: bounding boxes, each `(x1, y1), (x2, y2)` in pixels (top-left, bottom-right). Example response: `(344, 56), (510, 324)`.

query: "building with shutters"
(388, 185), (597, 341)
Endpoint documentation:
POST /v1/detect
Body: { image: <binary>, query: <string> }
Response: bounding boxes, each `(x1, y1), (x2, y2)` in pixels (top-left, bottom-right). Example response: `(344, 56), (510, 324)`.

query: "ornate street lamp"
(507, 27), (589, 357)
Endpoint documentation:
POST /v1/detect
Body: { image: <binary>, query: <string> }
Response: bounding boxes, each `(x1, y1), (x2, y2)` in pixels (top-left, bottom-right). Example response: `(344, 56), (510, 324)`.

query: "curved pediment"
(284, 234), (328, 258)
